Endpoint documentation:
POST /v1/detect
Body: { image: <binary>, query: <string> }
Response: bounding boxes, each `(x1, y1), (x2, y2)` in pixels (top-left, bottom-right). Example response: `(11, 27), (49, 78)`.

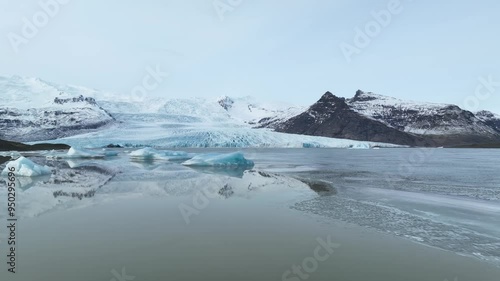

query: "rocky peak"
(217, 96), (234, 111)
(54, 94), (97, 106)
(351, 90), (379, 102)
(315, 92), (347, 109)
(476, 110), (498, 119)
(475, 110), (500, 132)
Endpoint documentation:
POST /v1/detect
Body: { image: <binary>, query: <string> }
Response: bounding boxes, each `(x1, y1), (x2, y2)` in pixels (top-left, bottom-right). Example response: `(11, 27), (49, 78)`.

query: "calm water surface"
(0, 148), (499, 281)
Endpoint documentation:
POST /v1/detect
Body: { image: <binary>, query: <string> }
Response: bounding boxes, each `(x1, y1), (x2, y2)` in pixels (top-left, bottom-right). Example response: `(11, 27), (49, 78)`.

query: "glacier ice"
(182, 152), (254, 167)
(348, 143), (371, 149)
(46, 126), (404, 149)
(1, 156), (52, 177)
(129, 147), (190, 161)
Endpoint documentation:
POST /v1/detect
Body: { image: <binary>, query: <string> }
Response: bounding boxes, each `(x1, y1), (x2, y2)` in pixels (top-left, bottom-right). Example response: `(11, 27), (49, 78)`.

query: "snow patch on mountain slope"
(349, 91), (449, 117)
(1, 75), (110, 109)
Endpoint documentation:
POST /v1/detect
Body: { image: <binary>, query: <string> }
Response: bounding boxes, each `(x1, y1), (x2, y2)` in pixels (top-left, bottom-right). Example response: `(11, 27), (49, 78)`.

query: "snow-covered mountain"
(274, 92), (430, 146)
(273, 90), (500, 147)
(0, 76), (114, 142)
(348, 90), (499, 136)
(99, 94), (303, 125)
(0, 75), (397, 148)
(5, 75), (498, 148)
(216, 95), (305, 127)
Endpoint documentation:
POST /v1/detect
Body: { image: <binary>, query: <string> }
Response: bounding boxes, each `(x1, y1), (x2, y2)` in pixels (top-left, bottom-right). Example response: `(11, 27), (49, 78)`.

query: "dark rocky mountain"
(0, 139), (70, 151)
(271, 91), (500, 147)
(475, 110), (500, 133)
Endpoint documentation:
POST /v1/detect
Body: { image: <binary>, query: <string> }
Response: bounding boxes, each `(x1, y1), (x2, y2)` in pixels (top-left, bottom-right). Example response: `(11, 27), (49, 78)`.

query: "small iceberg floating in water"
(182, 152), (254, 167)
(129, 147), (191, 161)
(46, 147), (118, 159)
(67, 147), (119, 158)
(1, 156), (52, 177)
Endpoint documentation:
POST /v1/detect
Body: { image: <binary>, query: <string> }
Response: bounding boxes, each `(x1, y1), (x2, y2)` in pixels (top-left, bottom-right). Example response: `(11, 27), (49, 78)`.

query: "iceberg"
(129, 147), (163, 160)
(67, 147), (106, 158)
(46, 147), (118, 159)
(129, 147), (190, 161)
(182, 152), (254, 167)
(1, 156), (52, 177)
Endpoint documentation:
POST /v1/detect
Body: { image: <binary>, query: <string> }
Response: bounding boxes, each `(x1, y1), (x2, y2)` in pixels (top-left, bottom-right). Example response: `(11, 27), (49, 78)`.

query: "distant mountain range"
(270, 91), (500, 147)
(1, 75), (499, 147)
(0, 76), (114, 142)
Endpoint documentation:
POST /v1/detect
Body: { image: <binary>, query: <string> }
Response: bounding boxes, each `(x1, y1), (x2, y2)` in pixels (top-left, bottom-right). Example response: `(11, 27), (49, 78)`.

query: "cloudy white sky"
(1, 0), (499, 113)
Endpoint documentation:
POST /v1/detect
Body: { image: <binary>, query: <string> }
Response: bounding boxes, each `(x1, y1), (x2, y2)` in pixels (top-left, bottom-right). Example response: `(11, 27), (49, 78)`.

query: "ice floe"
(46, 147), (118, 159)
(1, 156), (52, 177)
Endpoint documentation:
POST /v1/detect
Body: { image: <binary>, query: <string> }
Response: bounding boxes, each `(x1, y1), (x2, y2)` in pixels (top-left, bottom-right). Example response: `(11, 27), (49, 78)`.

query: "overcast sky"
(1, 0), (499, 113)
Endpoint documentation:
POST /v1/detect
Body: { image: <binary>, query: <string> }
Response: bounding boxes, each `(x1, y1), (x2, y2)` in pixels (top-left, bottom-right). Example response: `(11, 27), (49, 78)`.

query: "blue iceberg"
(1, 157), (52, 177)
(182, 152), (254, 167)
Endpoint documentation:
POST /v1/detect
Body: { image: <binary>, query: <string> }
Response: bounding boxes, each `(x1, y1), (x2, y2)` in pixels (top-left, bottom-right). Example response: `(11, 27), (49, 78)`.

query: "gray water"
(0, 148), (499, 281)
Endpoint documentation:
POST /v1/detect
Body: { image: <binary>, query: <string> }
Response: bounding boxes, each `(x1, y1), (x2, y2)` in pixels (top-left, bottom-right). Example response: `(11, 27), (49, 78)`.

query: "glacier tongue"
(43, 119), (403, 148)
